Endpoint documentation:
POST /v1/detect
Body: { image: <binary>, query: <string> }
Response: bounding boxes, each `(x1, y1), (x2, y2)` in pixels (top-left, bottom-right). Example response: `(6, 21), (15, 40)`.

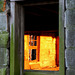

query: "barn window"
(10, 0), (65, 74)
(23, 1), (60, 71)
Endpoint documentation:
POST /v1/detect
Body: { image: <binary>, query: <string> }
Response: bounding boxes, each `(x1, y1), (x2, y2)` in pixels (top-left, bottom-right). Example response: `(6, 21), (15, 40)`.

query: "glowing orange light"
(24, 35), (59, 71)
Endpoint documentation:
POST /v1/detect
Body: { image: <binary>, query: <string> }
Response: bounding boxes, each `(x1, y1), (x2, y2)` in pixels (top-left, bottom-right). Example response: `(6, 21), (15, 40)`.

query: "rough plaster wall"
(0, 7), (9, 75)
(40, 36), (56, 68)
(65, 0), (75, 75)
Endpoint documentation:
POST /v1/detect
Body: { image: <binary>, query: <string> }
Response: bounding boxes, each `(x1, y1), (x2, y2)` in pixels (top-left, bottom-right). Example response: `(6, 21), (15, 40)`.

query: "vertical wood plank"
(59, 0), (65, 75)
(20, 5), (24, 75)
(10, 2), (24, 75)
(10, 2), (16, 75)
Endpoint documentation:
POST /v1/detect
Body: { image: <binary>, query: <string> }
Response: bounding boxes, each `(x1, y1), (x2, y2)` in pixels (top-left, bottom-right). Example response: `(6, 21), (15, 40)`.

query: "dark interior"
(24, 3), (59, 32)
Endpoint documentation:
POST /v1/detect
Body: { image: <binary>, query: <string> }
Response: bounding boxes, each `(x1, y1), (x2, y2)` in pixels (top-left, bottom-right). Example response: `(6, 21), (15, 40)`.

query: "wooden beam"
(10, 2), (24, 75)
(59, 0), (65, 75)
(23, 1), (59, 6)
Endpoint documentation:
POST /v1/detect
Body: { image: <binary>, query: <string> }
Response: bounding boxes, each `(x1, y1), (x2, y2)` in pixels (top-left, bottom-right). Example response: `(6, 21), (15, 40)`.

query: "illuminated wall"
(24, 34), (59, 71)
(40, 36), (56, 68)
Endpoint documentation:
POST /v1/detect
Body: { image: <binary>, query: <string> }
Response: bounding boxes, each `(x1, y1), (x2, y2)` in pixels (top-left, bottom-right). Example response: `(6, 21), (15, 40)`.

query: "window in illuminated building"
(28, 35), (39, 61)
(24, 32), (59, 71)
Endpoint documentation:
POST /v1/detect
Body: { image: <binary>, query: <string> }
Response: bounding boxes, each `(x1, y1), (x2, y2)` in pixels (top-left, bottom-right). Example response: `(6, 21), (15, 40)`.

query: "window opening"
(24, 3), (59, 71)
(29, 35), (39, 61)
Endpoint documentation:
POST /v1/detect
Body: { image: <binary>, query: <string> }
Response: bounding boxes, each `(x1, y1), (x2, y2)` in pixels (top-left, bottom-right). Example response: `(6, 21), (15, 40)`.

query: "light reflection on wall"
(24, 34), (59, 71)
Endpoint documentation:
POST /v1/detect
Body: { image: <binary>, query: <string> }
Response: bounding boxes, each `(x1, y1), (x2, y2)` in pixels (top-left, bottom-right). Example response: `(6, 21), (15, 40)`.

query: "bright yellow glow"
(24, 35), (30, 69)
(24, 35), (59, 71)
(40, 36), (56, 68)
